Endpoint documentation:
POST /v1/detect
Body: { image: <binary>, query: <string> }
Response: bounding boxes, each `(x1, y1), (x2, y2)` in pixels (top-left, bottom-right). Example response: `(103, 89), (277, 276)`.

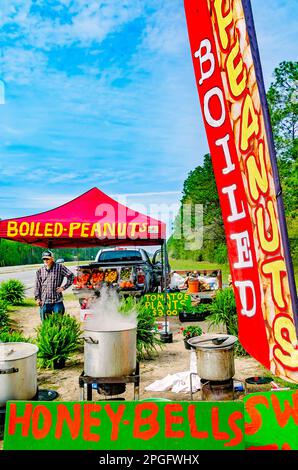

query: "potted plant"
(180, 325), (203, 350)
(36, 313), (83, 369)
(119, 296), (163, 360)
(208, 288), (247, 356)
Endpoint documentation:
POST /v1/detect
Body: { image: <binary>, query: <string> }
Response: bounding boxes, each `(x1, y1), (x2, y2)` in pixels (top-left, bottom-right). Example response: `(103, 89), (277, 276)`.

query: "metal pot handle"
(82, 336), (99, 344)
(0, 367), (19, 374)
(200, 381), (210, 401)
(201, 380), (210, 390)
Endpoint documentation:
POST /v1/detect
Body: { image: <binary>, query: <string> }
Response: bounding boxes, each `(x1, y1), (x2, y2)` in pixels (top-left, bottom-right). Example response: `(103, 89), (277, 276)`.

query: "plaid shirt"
(34, 262), (74, 305)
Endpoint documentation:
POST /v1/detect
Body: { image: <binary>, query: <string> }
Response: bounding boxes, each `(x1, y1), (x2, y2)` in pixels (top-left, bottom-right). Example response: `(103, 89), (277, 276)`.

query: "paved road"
(0, 264), (77, 297)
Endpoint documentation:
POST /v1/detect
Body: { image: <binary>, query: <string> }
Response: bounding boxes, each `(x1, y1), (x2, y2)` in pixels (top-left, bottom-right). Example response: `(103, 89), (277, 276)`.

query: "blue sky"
(0, 0), (297, 226)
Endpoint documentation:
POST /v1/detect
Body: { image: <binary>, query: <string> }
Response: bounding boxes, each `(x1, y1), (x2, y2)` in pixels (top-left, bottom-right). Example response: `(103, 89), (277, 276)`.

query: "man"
(34, 250), (74, 321)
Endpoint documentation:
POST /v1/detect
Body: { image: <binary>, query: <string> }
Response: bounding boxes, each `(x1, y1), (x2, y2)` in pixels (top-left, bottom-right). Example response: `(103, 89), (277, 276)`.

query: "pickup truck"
(73, 247), (170, 309)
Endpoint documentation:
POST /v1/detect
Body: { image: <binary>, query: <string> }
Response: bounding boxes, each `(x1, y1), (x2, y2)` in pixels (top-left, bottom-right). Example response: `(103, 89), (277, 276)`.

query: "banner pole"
(160, 240), (173, 343)
(242, 0), (298, 328)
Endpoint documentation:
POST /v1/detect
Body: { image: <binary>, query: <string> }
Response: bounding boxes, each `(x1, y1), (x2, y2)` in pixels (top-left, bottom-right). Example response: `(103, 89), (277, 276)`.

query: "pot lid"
(245, 376), (273, 385)
(188, 333), (238, 349)
(84, 325), (137, 332)
(0, 342), (38, 361)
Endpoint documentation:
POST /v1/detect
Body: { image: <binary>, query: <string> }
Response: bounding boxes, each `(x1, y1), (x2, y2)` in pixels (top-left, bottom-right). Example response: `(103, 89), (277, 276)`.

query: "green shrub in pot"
(118, 297), (163, 361)
(0, 299), (30, 342)
(208, 288), (248, 356)
(36, 313), (83, 369)
(0, 327), (31, 343)
(0, 279), (25, 305)
(0, 300), (11, 330)
(136, 299), (163, 360)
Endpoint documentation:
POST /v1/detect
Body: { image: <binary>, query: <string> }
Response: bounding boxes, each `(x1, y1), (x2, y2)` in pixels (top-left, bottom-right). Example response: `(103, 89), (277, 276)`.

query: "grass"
(9, 293), (76, 310)
(7, 299), (36, 311)
(261, 367), (298, 390)
(18, 298), (36, 307)
(63, 292), (77, 301)
(169, 258), (230, 284)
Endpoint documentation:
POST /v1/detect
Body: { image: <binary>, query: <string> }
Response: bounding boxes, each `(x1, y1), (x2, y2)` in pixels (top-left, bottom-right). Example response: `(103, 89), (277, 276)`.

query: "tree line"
(0, 240), (99, 267)
(168, 61), (298, 266)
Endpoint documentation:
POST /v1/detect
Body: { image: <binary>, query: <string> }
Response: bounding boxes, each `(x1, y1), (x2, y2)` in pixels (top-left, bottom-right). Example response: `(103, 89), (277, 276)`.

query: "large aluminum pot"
(83, 327), (136, 377)
(0, 342), (38, 408)
(188, 334), (237, 381)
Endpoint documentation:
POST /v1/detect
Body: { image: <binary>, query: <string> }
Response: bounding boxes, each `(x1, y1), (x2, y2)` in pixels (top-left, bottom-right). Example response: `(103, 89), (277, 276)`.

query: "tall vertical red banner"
(184, 0), (298, 382)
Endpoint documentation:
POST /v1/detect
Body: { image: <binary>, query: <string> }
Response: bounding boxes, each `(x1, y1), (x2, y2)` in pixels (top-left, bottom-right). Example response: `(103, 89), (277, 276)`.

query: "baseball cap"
(42, 250), (54, 259)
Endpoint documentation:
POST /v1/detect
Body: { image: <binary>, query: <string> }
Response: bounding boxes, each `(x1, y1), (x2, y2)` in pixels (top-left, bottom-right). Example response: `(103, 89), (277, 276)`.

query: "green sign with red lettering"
(143, 292), (192, 317)
(244, 390), (298, 450)
(4, 400), (244, 450)
(4, 391), (298, 450)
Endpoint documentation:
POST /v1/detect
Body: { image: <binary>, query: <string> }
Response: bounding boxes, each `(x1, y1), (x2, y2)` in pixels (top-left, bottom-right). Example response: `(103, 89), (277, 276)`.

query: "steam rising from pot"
(84, 286), (137, 331)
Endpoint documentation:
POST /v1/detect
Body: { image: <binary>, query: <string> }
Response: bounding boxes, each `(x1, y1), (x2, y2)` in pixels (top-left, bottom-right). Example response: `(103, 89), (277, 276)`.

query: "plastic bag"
(170, 272), (186, 289)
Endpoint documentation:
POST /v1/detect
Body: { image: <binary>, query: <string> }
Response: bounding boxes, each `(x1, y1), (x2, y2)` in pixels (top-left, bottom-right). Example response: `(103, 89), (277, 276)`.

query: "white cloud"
(0, 0), (32, 27)
(115, 190), (180, 197)
(250, 0), (298, 87)
(0, 164), (28, 178)
(1, 1), (144, 49)
(0, 0), (296, 222)
(0, 186), (181, 224)
(140, 6), (186, 57)
(22, 193), (76, 210)
(0, 47), (48, 84)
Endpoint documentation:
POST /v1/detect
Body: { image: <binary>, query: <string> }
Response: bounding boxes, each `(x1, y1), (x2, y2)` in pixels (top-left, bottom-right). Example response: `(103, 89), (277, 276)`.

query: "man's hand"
(56, 287), (64, 293)
(36, 299), (42, 306)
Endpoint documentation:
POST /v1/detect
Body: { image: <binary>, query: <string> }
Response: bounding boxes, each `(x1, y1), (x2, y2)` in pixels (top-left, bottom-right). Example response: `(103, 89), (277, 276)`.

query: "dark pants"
(40, 301), (65, 321)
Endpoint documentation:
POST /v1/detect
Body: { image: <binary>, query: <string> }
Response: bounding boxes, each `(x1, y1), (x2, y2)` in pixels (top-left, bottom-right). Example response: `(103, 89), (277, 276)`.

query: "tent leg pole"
(159, 240), (173, 344)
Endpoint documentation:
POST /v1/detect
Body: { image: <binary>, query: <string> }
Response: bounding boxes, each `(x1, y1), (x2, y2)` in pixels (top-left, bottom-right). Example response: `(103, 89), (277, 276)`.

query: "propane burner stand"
(79, 362), (140, 401)
(189, 372), (246, 401)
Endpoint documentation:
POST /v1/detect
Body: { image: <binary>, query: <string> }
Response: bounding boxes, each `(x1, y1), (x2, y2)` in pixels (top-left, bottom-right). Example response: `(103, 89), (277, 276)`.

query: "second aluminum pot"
(188, 334), (238, 381)
(83, 327), (137, 377)
(0, 342), (38, 408)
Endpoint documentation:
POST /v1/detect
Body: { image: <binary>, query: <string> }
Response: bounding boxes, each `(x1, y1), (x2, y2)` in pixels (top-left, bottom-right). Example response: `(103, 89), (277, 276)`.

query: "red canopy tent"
(0, 187), (166, 248)
(0, 187), (171, 340)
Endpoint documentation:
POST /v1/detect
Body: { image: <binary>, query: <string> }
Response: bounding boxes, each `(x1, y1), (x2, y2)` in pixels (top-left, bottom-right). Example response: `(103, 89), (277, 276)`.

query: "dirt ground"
(8, 296), (267, 403)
